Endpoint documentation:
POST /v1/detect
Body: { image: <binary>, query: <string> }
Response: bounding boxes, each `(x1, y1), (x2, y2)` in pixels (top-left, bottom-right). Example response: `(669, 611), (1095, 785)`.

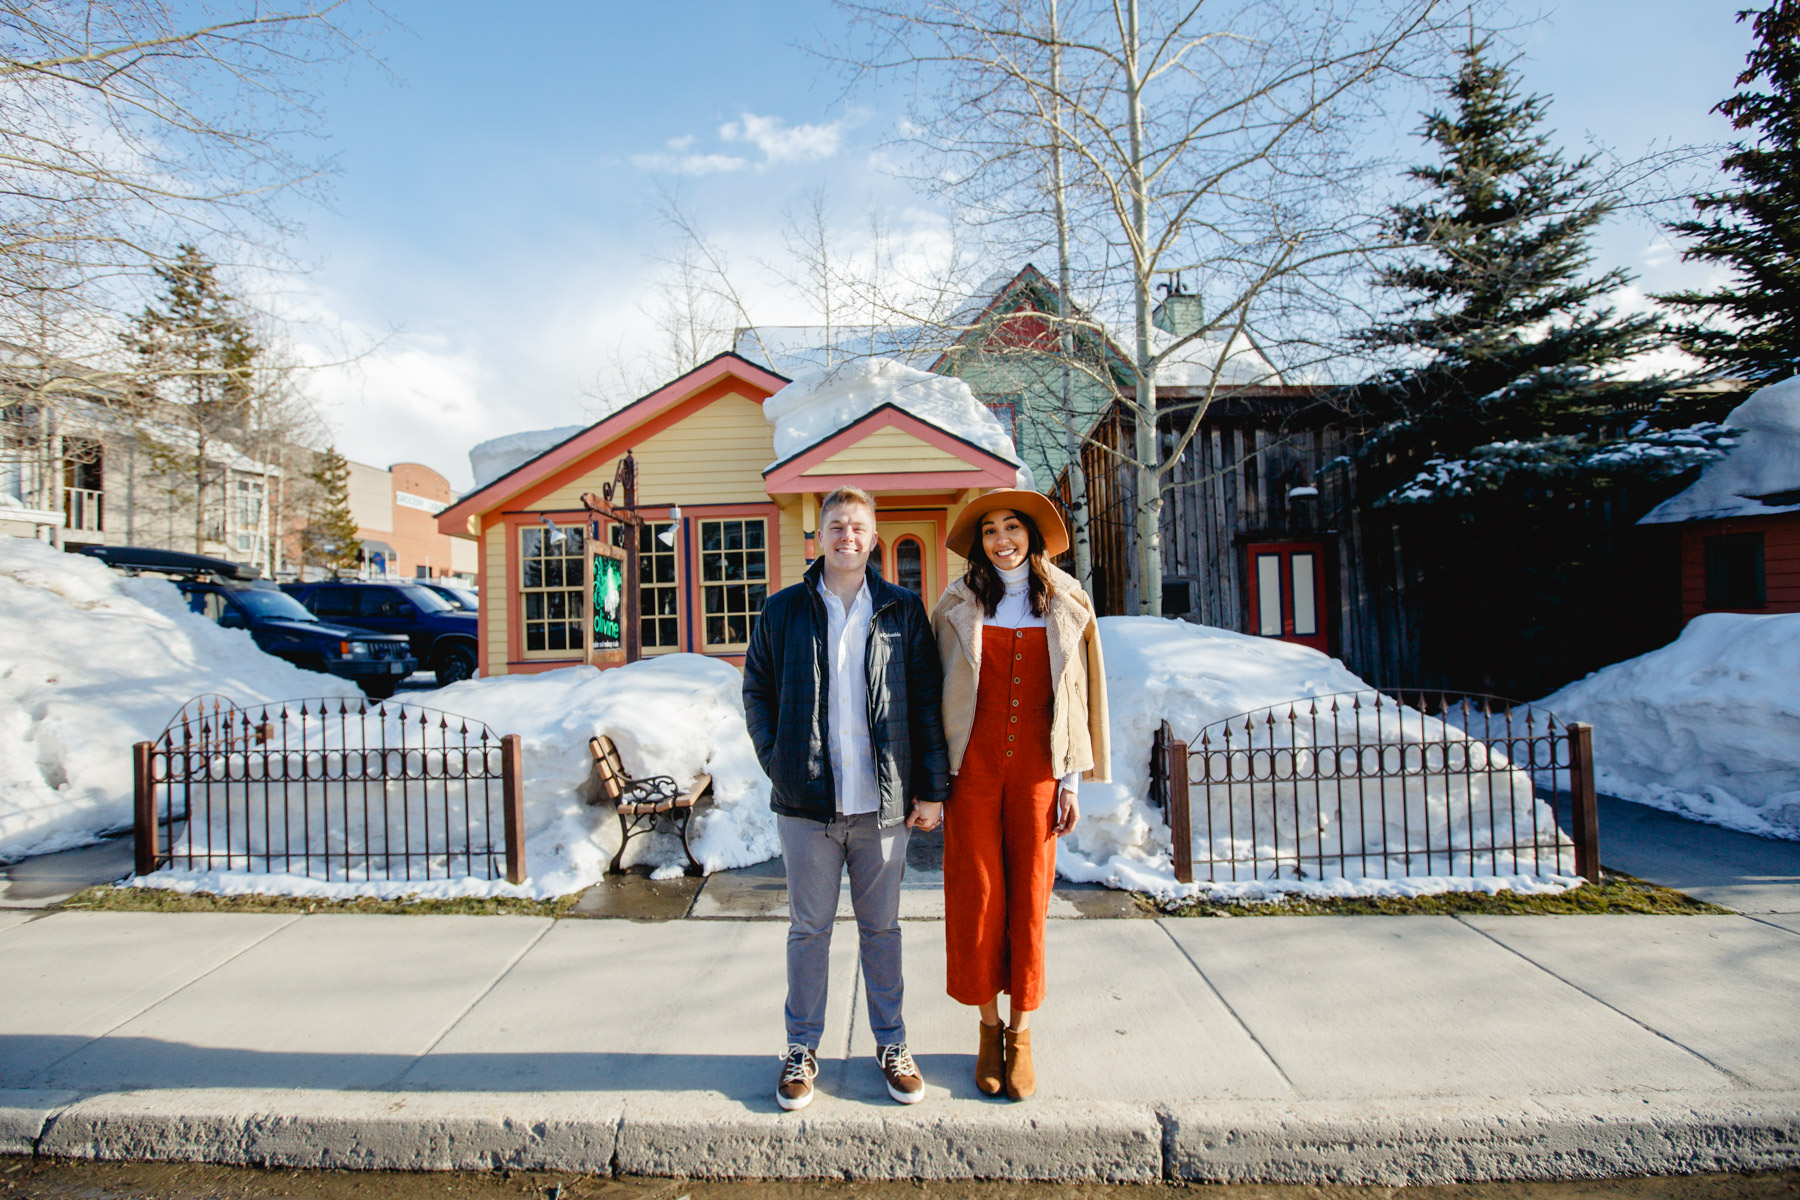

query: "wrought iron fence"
(1153, 690), (1598, 885)
(133, 694), (525, 884)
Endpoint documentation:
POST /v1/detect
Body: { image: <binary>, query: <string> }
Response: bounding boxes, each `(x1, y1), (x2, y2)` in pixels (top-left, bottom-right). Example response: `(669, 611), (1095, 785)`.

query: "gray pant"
(778, 812), (910, 1050)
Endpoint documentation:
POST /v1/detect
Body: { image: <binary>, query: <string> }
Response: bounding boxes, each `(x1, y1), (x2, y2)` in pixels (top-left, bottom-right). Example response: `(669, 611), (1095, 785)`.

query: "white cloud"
(628, 150), (748, 176)
(719, 112), (845, 164)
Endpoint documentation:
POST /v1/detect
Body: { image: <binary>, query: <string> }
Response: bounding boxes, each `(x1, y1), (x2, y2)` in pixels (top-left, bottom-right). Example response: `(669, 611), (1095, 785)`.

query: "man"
(742, 485), (950, 1111)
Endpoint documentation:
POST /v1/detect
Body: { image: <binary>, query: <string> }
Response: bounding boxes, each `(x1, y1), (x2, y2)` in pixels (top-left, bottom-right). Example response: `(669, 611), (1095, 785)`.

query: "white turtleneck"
(985, 561), (1078, 798)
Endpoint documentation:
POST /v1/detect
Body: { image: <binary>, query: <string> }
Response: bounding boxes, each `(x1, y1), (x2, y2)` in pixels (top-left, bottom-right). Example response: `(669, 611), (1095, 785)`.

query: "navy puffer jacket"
(742, 558), (951, 827)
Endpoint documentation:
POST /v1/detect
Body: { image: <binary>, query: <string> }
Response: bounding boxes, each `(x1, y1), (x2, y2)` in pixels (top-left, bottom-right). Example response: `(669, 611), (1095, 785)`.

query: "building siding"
(533, 392), (774, 513)
(1678, 513), (1800, 620)
(483, 521), (509, 675)
(801, 427), (982, 476)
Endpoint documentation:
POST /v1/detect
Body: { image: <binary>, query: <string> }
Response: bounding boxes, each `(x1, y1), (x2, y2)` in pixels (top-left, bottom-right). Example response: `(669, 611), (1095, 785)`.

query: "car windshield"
(402, 586), (454, 612)
(233, 588), (318, 622)
(431, 586), (478, 610)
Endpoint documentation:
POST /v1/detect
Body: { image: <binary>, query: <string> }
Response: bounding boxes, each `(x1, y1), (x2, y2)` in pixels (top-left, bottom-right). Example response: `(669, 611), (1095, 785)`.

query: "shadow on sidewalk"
(2, 1035), (999, 1108)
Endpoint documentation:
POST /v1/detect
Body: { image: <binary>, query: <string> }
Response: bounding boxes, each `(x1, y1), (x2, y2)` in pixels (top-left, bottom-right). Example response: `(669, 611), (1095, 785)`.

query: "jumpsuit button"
(1013, 677), (1021, 684)
(1011, 699), (1019, 707)
(1008, 734), (1015, 742)
(1010, 716), (1017, 723)
(1015, 653), (1023, 661)
(1005, 750), (1013, 757)
(1015, 630), (1023, 638)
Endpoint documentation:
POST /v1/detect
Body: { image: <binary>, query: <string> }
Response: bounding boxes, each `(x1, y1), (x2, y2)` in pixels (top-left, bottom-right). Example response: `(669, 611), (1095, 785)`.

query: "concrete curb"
(10, 1089), (1800, 1182)
(36, 1090), (623, 1173)
(613, 1098), (1163, 1181)
(1166, 1095), (1800, 1185)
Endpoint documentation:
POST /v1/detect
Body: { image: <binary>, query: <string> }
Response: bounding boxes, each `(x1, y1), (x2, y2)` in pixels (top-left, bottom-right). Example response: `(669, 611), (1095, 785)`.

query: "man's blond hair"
(818, 485), (877, 526)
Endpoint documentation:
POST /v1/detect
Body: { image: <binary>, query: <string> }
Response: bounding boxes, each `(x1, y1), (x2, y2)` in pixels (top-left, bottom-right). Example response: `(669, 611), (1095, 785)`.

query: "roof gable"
(438, 352), (787, 531)
(764, 402), (1017, 494)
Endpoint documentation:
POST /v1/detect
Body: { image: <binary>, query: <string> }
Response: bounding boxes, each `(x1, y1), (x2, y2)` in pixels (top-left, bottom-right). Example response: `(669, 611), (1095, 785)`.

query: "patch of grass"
(59, 884), (580, 918)
(1151, 870), (1731, 918)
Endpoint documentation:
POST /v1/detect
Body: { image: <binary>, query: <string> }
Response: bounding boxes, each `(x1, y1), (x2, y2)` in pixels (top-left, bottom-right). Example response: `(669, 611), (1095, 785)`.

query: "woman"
(931, 488), (1109, 1100)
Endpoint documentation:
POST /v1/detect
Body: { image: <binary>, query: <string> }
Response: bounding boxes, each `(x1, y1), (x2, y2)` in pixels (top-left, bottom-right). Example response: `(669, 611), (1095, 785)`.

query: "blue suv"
(283, 580), (480, 684)
(79, 546), (417, 699)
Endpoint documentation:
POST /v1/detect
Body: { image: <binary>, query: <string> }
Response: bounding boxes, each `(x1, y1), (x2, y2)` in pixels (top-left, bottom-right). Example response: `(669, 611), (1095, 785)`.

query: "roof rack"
(78, 544), (263, 582)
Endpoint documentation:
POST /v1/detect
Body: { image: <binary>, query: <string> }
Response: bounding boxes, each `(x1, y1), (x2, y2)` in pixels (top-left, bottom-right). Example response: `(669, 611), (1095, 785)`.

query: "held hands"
(907, 800), (944, 832)
(1053, 789), (1079, 837)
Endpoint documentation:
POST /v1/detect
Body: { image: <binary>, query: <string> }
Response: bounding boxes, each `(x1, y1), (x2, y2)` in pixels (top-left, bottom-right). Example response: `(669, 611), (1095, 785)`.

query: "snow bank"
(764, 358), (1028, 485)
(1537, 613), (1800, 841)
(0, 538), (360, 862)
(1641, 376), (1800, 524)
(1059, 618), (1575, 898)
(135, 655), (776, 900)
(467, 425), (585, 492)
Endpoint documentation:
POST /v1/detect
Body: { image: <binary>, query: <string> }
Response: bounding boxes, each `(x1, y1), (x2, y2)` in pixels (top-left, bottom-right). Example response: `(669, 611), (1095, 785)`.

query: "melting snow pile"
(765, 357), (1028, 485)
(6, 533), (1578, 899)
(1537, 613), (1800, 841)
(1060, 618), (1576, 900)
(135, 656), (777, 901)
(0, 538), (359, 862)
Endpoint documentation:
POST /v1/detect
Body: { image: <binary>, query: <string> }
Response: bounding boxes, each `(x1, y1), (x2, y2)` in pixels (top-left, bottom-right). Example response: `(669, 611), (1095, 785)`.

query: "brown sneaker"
(776, 1044), (817, 1111)
(877, 1042), (924, 1104)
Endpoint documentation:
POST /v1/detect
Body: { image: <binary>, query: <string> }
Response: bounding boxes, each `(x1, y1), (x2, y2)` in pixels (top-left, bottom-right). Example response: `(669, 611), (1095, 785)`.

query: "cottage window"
(613, 520), (682, 652)
(698, 517), (766, 651)
(1704, 532), (1765, 609)
(894, 535), (924, 593)
(520, 524), (586, 655)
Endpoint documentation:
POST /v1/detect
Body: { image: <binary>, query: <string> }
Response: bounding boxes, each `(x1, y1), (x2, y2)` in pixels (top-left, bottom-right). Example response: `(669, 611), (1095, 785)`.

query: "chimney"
(1152, 292), (1204, 338)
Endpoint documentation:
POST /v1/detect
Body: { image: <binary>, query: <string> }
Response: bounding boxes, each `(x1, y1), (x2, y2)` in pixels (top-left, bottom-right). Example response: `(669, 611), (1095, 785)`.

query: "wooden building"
(1638, 379), (1800, 623)
(435, 352), (1016, 676)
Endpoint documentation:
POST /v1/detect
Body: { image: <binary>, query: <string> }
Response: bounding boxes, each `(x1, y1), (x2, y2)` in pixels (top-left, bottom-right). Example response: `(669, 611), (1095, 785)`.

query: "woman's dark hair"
(964, 508), (1053, 618)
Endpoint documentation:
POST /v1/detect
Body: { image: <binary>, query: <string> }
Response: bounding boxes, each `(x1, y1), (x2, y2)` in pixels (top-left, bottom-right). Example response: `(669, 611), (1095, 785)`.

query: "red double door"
(1245, 541), (1329, 652)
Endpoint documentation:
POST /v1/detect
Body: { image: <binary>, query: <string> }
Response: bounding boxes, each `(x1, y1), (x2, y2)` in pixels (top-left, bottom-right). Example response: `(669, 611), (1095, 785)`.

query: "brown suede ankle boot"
(975, 1021), (1005, 1095)
(1003, 1027), (1034, 1100)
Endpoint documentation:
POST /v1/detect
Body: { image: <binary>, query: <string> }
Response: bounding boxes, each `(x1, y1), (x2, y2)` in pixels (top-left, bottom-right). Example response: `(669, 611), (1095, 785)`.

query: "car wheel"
(360, 679), (399, 700)
(436, 645), (477, 685)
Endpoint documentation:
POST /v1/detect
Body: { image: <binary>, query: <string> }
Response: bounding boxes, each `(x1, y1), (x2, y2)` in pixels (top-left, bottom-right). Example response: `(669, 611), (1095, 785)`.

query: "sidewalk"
(3, 903), (1799, 1183)
(2, 803), (1799, 1184)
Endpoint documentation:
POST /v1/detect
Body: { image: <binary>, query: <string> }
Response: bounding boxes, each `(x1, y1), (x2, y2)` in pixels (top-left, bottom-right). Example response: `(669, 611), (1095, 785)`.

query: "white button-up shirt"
(819, 575), (879, 816)
(990, 563), (1080, 798)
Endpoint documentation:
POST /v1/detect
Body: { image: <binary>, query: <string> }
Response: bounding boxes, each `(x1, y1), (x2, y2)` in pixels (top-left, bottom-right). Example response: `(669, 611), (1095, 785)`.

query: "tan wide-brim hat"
(946, 488), (1071, 559)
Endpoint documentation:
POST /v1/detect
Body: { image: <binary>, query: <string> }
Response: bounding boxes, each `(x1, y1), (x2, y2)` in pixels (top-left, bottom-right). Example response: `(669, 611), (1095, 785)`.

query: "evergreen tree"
(124, 244), (259, 550)
(1354, 40), (1672, 505)
(302, 445), (361, 576)
(1659, 1), (1800, 382)
(1346, 42), (1724, 696)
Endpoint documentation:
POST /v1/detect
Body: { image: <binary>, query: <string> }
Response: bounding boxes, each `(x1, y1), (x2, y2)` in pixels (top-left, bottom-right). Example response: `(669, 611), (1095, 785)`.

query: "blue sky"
(288, 0), (1750, 489)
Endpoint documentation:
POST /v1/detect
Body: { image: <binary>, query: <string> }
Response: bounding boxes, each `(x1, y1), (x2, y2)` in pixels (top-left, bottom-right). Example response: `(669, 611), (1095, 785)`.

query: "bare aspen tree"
(844, 0), (1460, 614)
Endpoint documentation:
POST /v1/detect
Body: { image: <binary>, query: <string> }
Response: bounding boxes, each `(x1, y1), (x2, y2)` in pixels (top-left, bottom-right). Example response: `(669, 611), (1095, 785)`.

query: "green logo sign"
(592, 553), (623, 651)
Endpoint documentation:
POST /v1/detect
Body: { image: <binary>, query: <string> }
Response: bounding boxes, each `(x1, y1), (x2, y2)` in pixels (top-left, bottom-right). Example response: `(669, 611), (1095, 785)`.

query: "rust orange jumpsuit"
(944, 625), (1058, 1011)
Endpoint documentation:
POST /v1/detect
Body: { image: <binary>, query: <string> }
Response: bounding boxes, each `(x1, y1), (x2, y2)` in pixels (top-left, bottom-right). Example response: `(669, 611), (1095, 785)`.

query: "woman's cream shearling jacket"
(931, 563), (1110, 782)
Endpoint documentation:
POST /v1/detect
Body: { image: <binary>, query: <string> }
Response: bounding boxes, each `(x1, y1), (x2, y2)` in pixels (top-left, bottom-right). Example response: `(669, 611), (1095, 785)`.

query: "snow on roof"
(1640, 376), (1800, 524)
(467, 425), (587, 492)
(764, 357), (1022, 471)
(1148, 326), (1282, 389)
(733, 325), (946, 376)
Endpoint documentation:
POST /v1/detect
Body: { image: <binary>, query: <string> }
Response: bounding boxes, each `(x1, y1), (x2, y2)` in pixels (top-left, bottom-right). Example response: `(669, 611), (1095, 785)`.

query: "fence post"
(1149, 720), (1170, 813)
(1167, 736), (1193, 884)
(502, 733), (527, 885)
(1567, 722), (1600, 883)
(133, 741), (157, 876)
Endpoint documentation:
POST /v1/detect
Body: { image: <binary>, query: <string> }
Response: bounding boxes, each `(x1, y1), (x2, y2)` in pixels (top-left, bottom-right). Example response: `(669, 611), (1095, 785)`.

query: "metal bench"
(587, 735), (712, 875)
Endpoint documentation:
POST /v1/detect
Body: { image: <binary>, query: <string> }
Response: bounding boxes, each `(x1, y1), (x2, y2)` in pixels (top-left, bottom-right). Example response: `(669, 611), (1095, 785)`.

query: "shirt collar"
(816, 572), (872, 612)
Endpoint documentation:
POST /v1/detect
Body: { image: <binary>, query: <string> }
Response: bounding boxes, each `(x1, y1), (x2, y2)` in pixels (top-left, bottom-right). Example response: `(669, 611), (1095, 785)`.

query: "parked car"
(78, 546), (418, 699)
(282, 579), (480, 684)
(418, 581), (478, 612)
